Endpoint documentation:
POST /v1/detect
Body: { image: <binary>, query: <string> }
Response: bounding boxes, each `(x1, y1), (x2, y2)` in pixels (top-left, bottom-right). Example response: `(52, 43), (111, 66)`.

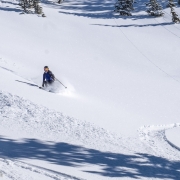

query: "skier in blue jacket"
(42, 66), (55, 87)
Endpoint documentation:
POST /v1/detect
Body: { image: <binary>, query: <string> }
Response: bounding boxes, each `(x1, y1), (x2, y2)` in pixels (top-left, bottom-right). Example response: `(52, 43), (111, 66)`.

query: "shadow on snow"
(0, 136), (180, 179)
(91, 21), (173, 28)
(0, 0), (22, 13)
(0, 0), (173, 28)
(43, 0), (172, 27)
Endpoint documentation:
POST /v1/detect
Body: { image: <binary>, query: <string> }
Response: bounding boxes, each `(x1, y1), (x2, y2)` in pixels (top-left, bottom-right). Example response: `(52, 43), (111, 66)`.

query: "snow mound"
(1, 91), (180, 179)
(0, 91), (135, 153)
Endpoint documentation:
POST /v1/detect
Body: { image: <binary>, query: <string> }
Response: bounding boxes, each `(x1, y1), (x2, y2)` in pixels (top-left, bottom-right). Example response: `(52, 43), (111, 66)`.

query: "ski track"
(0, 91), (180, 179)
(139, 124), (180, 160)
(0, 158), (83, 180)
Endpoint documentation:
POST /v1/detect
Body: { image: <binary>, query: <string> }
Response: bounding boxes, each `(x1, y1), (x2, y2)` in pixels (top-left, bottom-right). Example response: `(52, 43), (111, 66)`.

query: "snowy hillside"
(1, 91), (180, 179)
(0, 0), (180, 179)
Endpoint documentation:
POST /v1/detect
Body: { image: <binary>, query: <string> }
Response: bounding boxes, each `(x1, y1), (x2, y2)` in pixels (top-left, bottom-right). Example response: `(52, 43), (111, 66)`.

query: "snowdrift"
(0, 91), (180, 179)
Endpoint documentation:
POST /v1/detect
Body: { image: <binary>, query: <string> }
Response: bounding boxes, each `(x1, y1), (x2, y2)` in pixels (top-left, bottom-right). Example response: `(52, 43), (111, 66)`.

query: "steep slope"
(1, 0), (180, 179)
(1, 0), (180, 136)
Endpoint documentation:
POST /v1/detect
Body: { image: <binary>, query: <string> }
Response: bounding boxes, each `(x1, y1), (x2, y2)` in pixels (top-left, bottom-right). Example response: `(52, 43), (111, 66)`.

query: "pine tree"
(114, 0), (133, 16)
(168, 0), (180, 23)
(19, 0), (45, 17)
(170, 7), (180, 23)
(34, 0), (42, 14)
(146, 0), (163, 16)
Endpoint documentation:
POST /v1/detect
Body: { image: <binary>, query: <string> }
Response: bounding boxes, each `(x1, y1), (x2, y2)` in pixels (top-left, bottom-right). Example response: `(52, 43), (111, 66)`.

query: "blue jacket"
(43, 71), (55, 82)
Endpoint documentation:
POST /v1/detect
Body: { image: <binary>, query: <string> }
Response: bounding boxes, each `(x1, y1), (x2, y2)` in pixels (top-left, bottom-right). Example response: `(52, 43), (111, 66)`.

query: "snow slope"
(1, 0), (180, 179)
(1, 0), (180, 136)
(166, 126), (180, 149)
(1, 90), (180, 179)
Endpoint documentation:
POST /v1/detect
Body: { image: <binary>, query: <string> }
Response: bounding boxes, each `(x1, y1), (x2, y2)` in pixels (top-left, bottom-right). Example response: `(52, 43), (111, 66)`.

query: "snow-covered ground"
(1, 0), (180, 179)
(1, 91), (180, 179)
(166, 127), (180, 149)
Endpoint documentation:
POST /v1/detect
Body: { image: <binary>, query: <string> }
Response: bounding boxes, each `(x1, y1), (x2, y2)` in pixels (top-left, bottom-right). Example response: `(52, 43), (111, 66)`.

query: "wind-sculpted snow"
(0, 91), (135, 153)
(1, 91), (180, 179)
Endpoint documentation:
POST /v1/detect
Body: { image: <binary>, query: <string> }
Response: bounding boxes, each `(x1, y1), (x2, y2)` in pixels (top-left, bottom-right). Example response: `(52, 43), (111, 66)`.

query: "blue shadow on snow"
(0, 136), (180, 179)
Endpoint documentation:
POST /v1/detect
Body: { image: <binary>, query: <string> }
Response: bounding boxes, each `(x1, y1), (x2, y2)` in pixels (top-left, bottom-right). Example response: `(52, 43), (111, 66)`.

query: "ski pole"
(55, 78), (67, 88)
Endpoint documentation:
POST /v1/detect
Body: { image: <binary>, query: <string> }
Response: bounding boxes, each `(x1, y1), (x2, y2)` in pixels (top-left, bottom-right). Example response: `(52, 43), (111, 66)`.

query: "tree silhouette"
(114, 0), (134, 16)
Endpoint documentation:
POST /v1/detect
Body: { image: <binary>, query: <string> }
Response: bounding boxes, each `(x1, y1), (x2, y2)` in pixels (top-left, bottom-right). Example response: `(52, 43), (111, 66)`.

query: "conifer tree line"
(17, 0), (180, 22)
(114, 0), (180, 23)
(19, 0), (46, 17)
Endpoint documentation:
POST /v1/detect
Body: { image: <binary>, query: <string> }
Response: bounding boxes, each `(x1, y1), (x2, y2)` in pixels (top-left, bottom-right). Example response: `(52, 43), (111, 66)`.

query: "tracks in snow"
(138, 123), (180, 160)
(0, 158), (83, 180)
(0, 91), (180, 179)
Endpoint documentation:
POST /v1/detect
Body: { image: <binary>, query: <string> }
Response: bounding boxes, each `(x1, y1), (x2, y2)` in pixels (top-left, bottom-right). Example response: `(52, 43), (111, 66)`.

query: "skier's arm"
(51, 73), (55, 80)
(49, 71), (55, 80)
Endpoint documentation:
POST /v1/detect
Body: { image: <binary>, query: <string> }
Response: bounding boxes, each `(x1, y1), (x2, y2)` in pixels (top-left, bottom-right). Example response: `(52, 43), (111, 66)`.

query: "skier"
(42, 66), (55, 87)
